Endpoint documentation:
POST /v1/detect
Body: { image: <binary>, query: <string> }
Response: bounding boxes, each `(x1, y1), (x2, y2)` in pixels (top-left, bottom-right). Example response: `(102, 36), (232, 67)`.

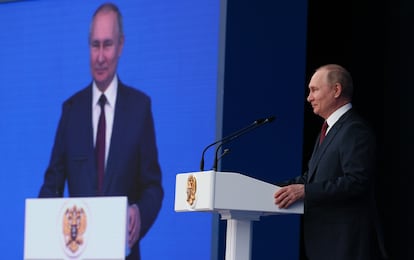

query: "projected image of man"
(38, 3), (164, 260)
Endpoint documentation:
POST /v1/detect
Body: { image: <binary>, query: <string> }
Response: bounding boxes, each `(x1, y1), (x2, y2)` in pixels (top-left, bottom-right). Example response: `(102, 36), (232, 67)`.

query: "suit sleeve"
(276, 174), (307, 186)
(38, 101), (70, 197)
(135, 98), (164, 239)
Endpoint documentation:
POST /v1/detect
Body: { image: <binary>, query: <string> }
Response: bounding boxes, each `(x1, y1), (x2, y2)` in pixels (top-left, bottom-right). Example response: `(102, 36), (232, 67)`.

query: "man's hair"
(317, 64), (354, 100)
(89, 2), (124, 43)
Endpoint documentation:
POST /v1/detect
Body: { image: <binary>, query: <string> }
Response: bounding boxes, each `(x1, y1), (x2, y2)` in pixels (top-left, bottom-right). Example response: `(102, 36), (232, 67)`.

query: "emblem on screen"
(60, 202), (88, 258)
(186, 174), (197, 207)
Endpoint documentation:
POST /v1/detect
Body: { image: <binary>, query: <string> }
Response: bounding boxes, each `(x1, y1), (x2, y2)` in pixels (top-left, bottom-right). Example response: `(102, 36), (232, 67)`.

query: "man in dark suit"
(274, 64), (385, 260)
(38, 3), (163, 260)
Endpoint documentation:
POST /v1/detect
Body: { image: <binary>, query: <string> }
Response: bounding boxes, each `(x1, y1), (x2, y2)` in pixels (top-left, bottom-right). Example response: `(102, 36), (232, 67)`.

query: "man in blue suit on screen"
(38, 3), (163, 259)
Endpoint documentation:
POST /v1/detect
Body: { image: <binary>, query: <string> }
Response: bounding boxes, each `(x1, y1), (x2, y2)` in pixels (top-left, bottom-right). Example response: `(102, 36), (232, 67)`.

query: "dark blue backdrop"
(215, 1), (308, 259)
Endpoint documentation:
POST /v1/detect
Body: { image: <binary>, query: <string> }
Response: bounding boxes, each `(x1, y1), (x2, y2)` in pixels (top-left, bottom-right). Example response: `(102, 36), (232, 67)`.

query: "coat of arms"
(62, 205), (87, 254)
(186, 174), (197, 206)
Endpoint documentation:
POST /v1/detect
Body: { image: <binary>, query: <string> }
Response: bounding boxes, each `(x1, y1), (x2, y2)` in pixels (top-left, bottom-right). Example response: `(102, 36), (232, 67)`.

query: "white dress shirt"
(325, 103), (352, 134)
(92, 75), (118, 167)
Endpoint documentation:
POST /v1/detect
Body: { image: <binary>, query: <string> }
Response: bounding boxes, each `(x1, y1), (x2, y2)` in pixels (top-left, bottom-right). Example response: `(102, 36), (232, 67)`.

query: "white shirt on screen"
(92, 75), (118, 167)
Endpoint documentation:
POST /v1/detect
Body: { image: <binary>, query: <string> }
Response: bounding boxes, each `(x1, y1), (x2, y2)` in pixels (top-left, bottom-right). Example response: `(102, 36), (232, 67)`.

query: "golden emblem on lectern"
(62, 205), (87, 255)
(186, 174), (197, 206)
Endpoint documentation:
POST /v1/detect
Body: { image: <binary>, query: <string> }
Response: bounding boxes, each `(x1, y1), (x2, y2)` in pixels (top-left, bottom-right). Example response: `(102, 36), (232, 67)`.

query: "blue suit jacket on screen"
(39, 78), (163, 259)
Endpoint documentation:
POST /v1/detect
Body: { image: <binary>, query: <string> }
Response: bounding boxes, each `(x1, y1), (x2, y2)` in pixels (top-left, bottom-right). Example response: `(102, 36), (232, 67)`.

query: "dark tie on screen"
(319, 120), (328, 145)
(96, 94), (107, 194)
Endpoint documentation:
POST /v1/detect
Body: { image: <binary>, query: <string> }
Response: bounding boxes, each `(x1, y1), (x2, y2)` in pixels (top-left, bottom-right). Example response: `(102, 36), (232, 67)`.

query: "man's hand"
(274, 184), (305, 209)
(128, 204), (141, 248)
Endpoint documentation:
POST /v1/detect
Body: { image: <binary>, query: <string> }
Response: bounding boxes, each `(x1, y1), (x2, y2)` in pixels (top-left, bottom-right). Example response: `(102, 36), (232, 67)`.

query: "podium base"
(220, 210), (262, 260)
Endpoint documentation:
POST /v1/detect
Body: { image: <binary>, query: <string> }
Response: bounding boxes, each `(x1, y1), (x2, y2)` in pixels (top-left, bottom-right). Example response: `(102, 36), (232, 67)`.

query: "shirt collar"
(326, 103), (352, 128)
(92, 75), (118, 108)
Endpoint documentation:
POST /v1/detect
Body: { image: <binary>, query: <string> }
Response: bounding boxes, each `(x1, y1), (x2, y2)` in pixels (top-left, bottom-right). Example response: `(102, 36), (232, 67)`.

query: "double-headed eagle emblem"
(186, 174), (197, 206)
(62, 205), (87, 253)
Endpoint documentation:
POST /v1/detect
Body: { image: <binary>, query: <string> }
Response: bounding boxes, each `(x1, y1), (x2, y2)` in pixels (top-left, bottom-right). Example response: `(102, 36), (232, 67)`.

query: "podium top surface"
(174, 171), (303, 216)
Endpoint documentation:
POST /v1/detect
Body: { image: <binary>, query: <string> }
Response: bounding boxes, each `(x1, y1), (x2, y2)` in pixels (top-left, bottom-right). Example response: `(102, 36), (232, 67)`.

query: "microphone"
(212, 143), (228, 171)
(199, 115), (276, 171)
(218, 148), (231, 160)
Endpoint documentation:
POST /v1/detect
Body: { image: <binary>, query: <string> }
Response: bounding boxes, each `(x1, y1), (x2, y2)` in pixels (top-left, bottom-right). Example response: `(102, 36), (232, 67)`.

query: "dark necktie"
(319, 121), (328, 144)
(96, 94), (107, 194)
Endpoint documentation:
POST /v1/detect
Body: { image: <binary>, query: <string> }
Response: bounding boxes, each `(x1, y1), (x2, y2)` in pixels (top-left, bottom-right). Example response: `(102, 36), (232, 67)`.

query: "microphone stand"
(199, 120), (262, 171)
(199, 116), (275, 171)
(212, 117), (274, 171)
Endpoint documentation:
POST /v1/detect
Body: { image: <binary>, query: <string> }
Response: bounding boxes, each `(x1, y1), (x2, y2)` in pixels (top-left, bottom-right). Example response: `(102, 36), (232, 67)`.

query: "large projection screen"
(0, 1), (219, 259)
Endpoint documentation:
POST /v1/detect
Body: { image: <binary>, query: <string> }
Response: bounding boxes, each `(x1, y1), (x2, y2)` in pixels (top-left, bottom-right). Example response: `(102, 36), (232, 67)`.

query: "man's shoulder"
(340, 109), (375, 138)
(62, 84), (92, 107)
(61, 80), (152, 106)
(118, 81), (151, 104)
(119, 82), (149, 99)
(345, 109), (372, 127)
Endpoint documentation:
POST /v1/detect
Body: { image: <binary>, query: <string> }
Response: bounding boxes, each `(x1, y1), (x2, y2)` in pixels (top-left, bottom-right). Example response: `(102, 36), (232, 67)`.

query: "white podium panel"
(24, 196), (129, 260)
(175, 170), (303, 215)
(175, 171), (303, 260)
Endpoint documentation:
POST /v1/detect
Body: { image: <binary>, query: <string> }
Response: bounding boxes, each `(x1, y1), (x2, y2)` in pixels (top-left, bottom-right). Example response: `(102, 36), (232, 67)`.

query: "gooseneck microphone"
(199, 116), (276, 171)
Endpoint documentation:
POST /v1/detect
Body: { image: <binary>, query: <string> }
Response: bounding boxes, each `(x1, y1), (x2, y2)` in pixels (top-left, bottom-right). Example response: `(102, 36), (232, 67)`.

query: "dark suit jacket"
(281, 109), (383, 260)
(39, 79), (163, 260)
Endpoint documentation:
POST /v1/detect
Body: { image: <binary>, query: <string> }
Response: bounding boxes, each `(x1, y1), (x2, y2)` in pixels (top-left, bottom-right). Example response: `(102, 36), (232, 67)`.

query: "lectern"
(174, 170), (303, 260)
(24, 196), (130, 260)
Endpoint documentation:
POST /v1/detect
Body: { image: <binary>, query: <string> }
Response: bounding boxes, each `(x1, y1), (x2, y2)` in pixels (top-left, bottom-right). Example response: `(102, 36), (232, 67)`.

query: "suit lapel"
(69, 85), (97, 192)
(102, 82), (128, 193)
(307, 110), (352, 182)
(81, 86), (97, 191)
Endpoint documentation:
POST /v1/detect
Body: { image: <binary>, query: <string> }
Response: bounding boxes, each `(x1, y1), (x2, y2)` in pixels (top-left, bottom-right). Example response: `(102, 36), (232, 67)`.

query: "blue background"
(0, 0), (307, 259)
(216, 0), (307, 259)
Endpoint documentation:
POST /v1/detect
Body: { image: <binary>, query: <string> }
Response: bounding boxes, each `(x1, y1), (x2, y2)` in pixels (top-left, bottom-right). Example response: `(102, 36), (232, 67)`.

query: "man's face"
(306, 69), (337, 119)
(89, 11), (124, 91)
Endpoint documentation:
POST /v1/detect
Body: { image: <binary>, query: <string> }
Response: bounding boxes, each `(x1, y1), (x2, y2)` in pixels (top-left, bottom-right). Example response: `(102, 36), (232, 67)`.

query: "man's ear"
(334, 83), (342, 98)
(118, 35), (125, 57)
